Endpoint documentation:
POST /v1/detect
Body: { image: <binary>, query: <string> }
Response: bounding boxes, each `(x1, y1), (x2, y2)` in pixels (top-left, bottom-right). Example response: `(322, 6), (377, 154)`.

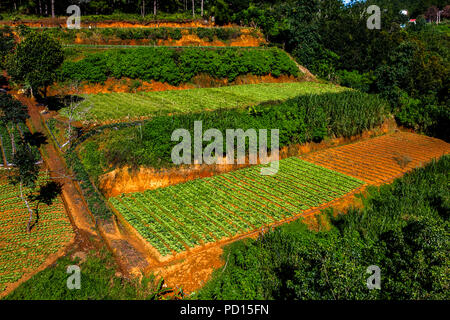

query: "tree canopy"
(7, 32), (64, 97)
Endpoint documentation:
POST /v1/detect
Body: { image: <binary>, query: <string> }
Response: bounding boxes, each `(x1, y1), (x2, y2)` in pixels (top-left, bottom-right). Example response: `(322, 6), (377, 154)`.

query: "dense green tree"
(7, 32), (64, 97)
(0, 93), (29, 155)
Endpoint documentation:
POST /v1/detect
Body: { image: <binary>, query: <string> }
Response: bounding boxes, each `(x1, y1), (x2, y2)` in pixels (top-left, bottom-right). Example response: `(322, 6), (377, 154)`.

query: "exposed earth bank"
(99, 119), (397, 198)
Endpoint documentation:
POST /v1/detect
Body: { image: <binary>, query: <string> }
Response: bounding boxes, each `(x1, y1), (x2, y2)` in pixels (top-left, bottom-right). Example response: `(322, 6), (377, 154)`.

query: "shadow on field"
(36, 95), (85, 111)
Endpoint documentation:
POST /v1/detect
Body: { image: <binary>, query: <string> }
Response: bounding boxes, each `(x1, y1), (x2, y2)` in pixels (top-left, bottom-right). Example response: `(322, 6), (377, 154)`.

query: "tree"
(212, 0), (231, 25)
(0, 93), (29, 156)
(1, 92), (60, 232)
(442, 5), (450, 19)
(7, 32), (64, 97)
(9, 142), (40, 233)
(0, 26), (15, 69)
(140, 0), (146, 17)
(425, 6), (439, 23)
(64, 81), (92, 147)
(51, 0), (55, 18)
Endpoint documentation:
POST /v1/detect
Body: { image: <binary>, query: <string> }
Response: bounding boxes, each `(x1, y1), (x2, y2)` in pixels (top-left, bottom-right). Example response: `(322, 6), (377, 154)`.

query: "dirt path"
(14, 94), (98, 238)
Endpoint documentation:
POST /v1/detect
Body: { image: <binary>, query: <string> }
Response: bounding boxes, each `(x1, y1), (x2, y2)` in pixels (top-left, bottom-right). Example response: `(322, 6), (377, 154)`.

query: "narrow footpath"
(15, 94), (98, 240)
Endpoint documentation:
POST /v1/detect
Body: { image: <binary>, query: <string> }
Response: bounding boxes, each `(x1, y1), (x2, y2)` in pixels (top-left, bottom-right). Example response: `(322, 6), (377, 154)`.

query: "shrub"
(337, 70), (374, 93)
(59, 47), (299, 85)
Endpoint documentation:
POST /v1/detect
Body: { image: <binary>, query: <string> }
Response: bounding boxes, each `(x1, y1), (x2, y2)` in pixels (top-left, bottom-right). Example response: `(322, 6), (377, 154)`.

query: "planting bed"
(0, 171), (75, 296)
(109, 158), (364, 257)
(302, 132), (450, 185)
(61, 82), (347, 123)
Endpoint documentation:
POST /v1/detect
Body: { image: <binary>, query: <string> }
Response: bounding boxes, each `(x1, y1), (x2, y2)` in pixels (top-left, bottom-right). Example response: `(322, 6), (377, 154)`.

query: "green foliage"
(66, 82), (340, 123)
(374, 39), (449, 139)
(59, 47), (299, 85)
(65, 147), (113, 219)
(9, 142), (40, 189)
(7, 32), (64, 96)
(0, 93), (29, 126)
(196, 156), (450, 300)
(337, 70), (375, 93)
(77, 90), (388, 176)
(39, 27), (246, 45)
(4, 248), (166, 300)
(0, 26), (14, 68)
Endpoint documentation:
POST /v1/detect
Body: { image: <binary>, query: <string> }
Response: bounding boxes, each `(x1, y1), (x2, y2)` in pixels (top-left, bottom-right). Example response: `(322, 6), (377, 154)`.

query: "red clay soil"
(302, 131), (450, 185)
(70, 28), (265, 47)
(13, 94), (98, 238)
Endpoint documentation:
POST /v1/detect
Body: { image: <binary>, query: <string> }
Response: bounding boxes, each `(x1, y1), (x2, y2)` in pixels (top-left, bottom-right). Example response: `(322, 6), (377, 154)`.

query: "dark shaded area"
(35, 95), (84, 112)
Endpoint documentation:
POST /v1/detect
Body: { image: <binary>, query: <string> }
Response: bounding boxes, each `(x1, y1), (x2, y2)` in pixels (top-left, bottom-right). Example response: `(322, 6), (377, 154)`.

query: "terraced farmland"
(109, 158), (364, 257)
(62, 82), (348, 123)
(0, 171), (75, 295)
(302, 132), (450, 185)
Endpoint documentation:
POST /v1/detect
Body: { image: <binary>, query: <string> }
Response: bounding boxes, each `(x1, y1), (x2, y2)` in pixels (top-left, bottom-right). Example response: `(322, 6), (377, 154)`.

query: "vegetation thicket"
(37, 27), (250, 44)
(59, 47), (299, 85)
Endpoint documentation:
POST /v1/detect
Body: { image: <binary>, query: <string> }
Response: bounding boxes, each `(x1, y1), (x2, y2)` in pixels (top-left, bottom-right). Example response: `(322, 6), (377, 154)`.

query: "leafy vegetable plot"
(109, 158), (364, 257)
(62, 82), (347, 122)
(0, 171), (74, 295)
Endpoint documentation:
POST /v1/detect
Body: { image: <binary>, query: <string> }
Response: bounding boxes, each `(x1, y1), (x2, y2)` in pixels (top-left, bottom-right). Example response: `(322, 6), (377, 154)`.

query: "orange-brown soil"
(48, 74), (300, 96)
(100, 118), (396, 198)
(70, 28), (265, 47)
(12, 93), (99, 237)
(302, 131), (450, 185)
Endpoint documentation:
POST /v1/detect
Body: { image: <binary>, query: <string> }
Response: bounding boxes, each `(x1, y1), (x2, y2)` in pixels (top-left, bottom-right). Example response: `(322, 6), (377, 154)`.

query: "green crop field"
(61, 82), (348, 123)
(0, 171), (74, 294)
(109, 157), (364, 257)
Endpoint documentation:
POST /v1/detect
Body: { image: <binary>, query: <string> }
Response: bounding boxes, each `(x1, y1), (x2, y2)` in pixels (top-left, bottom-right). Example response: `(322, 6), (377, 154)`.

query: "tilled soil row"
(302, 132), (450, 185)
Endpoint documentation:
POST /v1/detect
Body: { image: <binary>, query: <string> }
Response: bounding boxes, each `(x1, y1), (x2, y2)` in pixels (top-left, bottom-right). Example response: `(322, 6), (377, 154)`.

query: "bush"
(337, 70), (374, 93)
(60, 47), (299, 85)
(195, 27), (215, 41)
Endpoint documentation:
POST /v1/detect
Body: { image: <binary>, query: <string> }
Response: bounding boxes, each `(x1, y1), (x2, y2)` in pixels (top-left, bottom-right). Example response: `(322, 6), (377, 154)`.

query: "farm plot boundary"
(108, 132), (450, 265)
(109, 158), (366, 262)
